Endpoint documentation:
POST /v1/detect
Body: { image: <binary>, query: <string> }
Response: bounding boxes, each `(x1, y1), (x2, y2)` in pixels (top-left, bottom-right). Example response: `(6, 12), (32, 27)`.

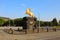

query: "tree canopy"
(0, 17), (60, 27)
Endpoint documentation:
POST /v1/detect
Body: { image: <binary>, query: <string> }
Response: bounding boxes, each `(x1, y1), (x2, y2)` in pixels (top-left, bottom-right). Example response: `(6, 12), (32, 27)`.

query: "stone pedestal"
(26, 29), (33, 33)
(23, 17), (36, 33)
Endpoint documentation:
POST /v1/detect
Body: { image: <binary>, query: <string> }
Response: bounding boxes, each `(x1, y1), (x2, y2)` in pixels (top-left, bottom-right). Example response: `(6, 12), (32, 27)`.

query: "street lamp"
(37, 12), (40, 33)
(9, 18), (10, 27)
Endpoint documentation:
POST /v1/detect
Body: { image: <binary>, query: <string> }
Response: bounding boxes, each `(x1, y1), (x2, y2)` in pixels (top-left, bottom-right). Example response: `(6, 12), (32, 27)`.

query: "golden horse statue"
(25, 8), (34, 17)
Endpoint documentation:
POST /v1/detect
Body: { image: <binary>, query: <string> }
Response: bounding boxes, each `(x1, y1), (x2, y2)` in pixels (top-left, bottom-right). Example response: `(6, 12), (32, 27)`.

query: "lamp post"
(37, 12), (40, 33)
(39, 13), (40, 28)
(9, 18), (10, 27)
(13, 19), (14, 27)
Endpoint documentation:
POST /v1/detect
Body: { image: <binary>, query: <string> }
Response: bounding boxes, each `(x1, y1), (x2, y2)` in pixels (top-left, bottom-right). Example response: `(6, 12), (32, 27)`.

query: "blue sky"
(0, 0), (60, 21)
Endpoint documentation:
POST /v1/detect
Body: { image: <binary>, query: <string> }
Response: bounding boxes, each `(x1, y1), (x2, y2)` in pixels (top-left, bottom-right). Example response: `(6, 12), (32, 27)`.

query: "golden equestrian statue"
(25, 8), (34, 17)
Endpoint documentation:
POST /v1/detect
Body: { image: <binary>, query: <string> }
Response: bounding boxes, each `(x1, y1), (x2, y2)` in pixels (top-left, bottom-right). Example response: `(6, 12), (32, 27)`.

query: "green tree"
(58, 20), (60, 26)
(3, 19), (14, 26)
(52, 18), (58, 26)
(0, 18), (5, 26)
(14, 18), (23, 26)
(49, 22), (53, 26)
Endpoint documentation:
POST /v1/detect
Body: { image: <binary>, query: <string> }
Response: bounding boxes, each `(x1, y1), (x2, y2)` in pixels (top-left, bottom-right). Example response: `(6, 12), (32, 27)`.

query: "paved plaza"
(0, 30), (60, 40)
